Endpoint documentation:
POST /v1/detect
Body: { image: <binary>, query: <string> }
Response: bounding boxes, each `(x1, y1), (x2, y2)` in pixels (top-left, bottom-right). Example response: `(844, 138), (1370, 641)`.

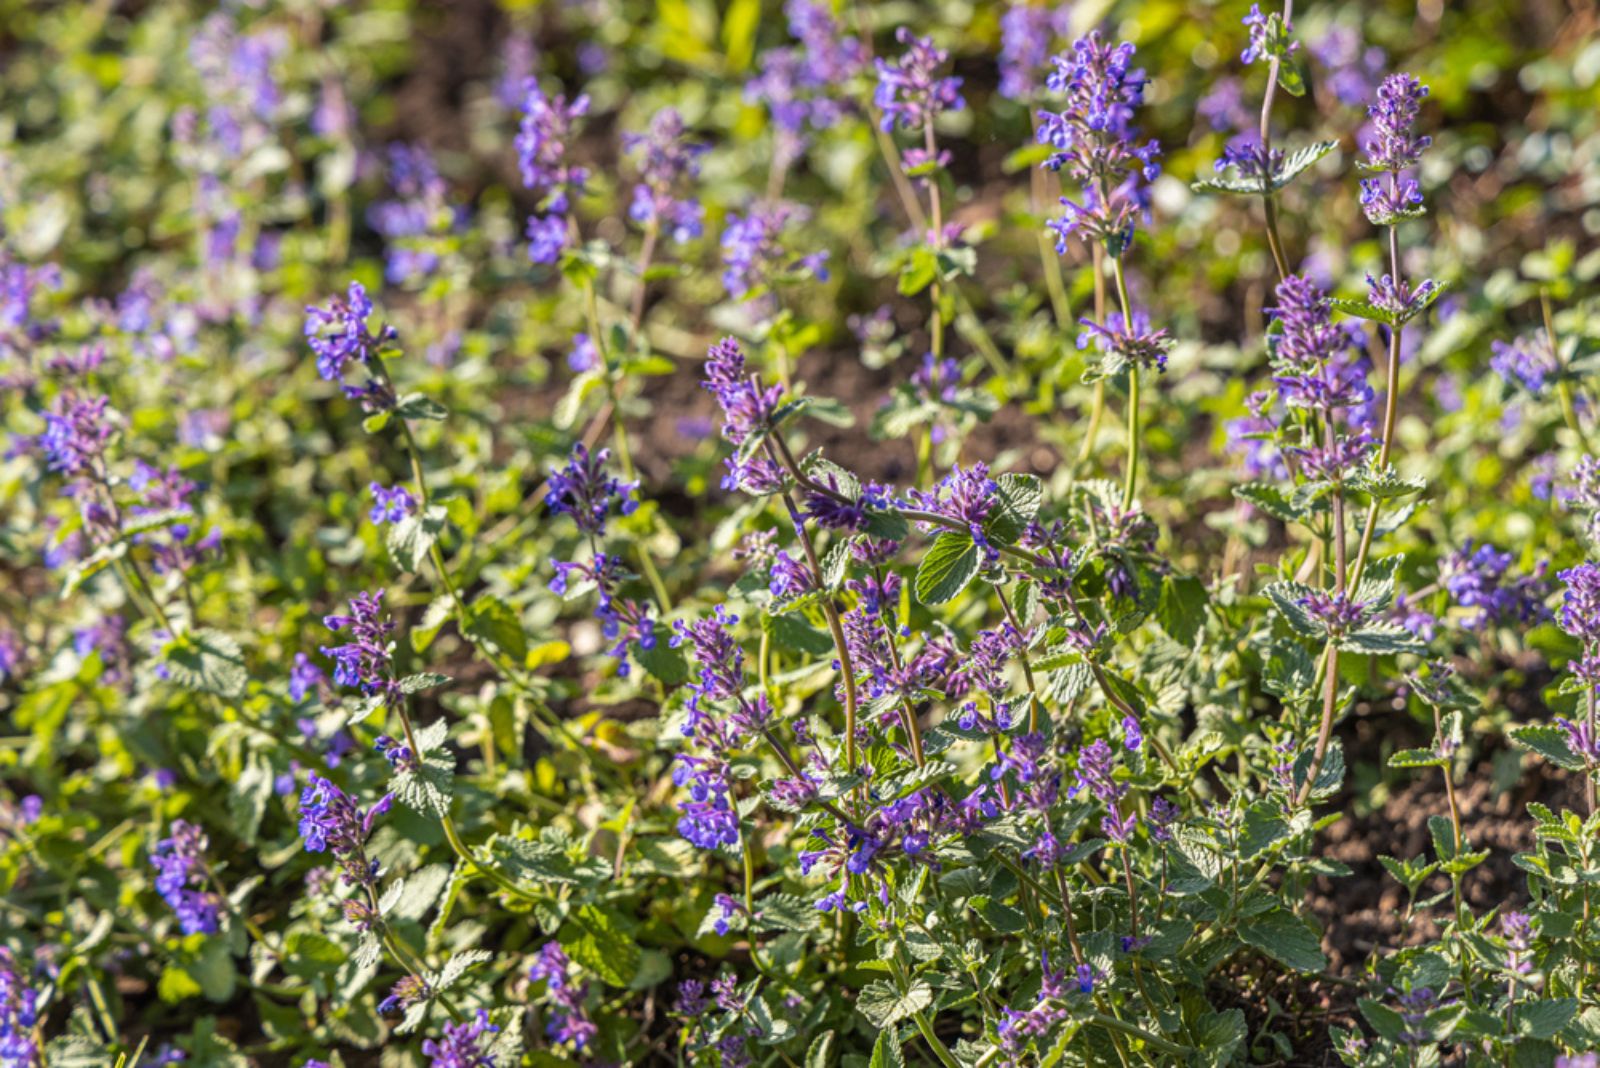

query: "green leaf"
(393, 720), (455, 819)
(400, 672), (451, 694)
(559, 904), (640, 987)
(164, 628), (248, 699)
(1513, 998), (1577, 1040)
(805, 1031), (837, 1068)
(467, 596), (528, 661)
(986, 473), (1042, 544)
(867, 1028), (905, 1068)
(857, 979), (933, 1029)
(1262, 581), (1319, 637)
(394, 393), (448, 421)
(1509, 723), (1586, 772)
(1389, 747), (1447, 769)
(1156, 573), (1208, 646)
(633, 624), (689, 684)
(1237, 908), (1327, 973)
(387, 505), (448, 573)
(1192, 1009), (1246, 1068)
(1339, 623), (1426, 656)
(915, 531), (980, 605)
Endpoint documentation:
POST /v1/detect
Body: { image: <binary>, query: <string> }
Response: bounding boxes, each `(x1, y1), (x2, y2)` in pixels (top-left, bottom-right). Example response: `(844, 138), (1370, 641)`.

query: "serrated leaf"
(1339, 622), (1426, 656)
(394, 393), (448, 421)
(915, 531), (979, 605)
(857, 979), (933, 1029)
(1237, 908), (1327, 972)
(400, 672), (450, 694)
(387, 505), (448, 573)
(1262, 581), (1319, 637)
(1509, 724), (1586, 772)
(868, 1028), (905, 1068)
(466, 596), (528, 661)
(1389, 747), (1447, 768)
(986, 473), (1042, 545)
(559, 903), (639, 987)
(164, 628), (248, 699)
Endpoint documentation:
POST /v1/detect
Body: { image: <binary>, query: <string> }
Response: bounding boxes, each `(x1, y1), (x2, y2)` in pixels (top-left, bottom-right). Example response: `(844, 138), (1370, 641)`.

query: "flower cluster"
(623, 108), (706, 245)
(305, 282), (398, 407)
(150, 820), (223, 935)
(1037, 32), (1162, 250)
(719, 201), (829, 301)
(1440, 541), (1550, 631)
(297, 774), (390, 891)
(528, 942), (596, 1050)
(321, 590), (400, 705)
(420, 1009), (498, 1067)
(1490, 334), (1561, 396)
(0, 949), (41, 1068)
(874, 29), (965, 132)
(369, 143), (463, 285)
(546, 444), (656, 675)
(1358, 73), (1431, 225)
(517, 83), (591, 263)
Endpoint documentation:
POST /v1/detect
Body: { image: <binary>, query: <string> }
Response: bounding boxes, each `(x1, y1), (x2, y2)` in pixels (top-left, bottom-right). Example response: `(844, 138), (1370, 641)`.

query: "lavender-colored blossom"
(623, 108), (707, 244)
(719, 202), (829, 300)
(0, 948), (42, 1068)
(289, 652), (323, 703)
(1361, 73), (1431, 173)
(1490, 335), (1560, 396)
(304, 282), (396, 387)
(1312, 26), (1386, 107)
(1440, 541), (1550, 631)
(1037, 33), (1162, 249)
(1148, 796), (1179, 842)
(367, 482), (416, 525)
(1558, 562), (1600, 644)
(1076, 310), (1174, 372)
(529, 942), (596, 1050)
(702, 337), (784, 448)
(516, 84), (590, 206)
(874, 29), (965, 132)
(1240, 4), (1296, 65)
(1298, 590), (1368, 636)
(998, 4), (1068, 100)
(545, 444), (639, 537)
(567, 333), (597, 372)
(904, 463), (1000, 561)
(298, 774), (389, 889)
(421, 1008), (498, 1067)
(378, 974), (432, 1016)
(39, 393), (115, 477)
(151, 821), (223, 935)
(320, 590), (398, 703)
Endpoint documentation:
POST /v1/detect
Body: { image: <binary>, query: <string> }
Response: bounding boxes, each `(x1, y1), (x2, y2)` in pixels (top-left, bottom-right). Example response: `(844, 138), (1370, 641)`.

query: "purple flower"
(1036, 33), (1162, 249)
(874, 29), (965, 132)
(1558, 562), (1600, 644)
(905, 463), (1000, 561)
(517, 84), (590, 207)
(623, 108), (707, 244)
(719, 202), (829, 300)
(1241, 4), (1296, 65)
(998, 4), (1068, 100)
(320, 590), (398, 703)
(1298, 590), (1368, 636)
(1122, 715), (1143, 751)
(1067, 739), (1126, 804)
(567, 333), (597, 372)
(421, 1008), (498, 1067)
(1361, 73), (1431, 173)
(305, 282), (395, 388)
(1502, 910), (1534, 975)
(378, 974), (432, 1016)
(1490, 335), (1560, 396)
(529, 942), (596, 1050)
(367, 482), (416, 525)
(298, 774), (388, 889)
(544, 444), (639, 537)
(151, 820), (223, 935)
(38, 393), (115, 477)
(1076, 311), (1174, 373)
(1440, 541), (1550, 631)
(289, 652), (323, 703)
(1313, 26), (1386, 107)
(1148, 796), (1179, 843)
(702, 337), (784, 447)
(0, 948), (42, 1068)
(525, 213), (568, 265)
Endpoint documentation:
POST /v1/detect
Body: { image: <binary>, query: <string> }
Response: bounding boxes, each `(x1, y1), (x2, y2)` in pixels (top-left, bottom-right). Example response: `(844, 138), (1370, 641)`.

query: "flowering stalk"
(1245, 1), (1298, 279)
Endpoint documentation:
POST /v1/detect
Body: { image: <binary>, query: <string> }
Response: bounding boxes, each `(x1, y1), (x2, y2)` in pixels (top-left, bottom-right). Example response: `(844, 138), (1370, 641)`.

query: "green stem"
(1109, 258), (1140, 510)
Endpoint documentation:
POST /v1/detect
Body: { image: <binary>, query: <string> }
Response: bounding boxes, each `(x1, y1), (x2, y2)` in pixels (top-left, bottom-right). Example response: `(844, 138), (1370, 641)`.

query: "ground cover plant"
(2, 0), (1600, 1064)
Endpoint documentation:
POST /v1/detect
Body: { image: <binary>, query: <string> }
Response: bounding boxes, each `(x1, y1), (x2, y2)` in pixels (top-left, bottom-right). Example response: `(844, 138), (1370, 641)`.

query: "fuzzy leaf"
(387, 504), (448, 573)
(1237, 908), (1327, 973)
(1510, 724), (1586, 772)
(857, 979), (933, 1029)
(164, 628), (248, 700)
(559, 903), (640, 987)
(915, 531), (980, 605)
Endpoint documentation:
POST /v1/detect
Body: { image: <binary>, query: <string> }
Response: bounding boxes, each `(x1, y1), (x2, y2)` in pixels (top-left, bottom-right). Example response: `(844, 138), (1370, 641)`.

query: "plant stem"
(1109, 258), (1140, 510)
